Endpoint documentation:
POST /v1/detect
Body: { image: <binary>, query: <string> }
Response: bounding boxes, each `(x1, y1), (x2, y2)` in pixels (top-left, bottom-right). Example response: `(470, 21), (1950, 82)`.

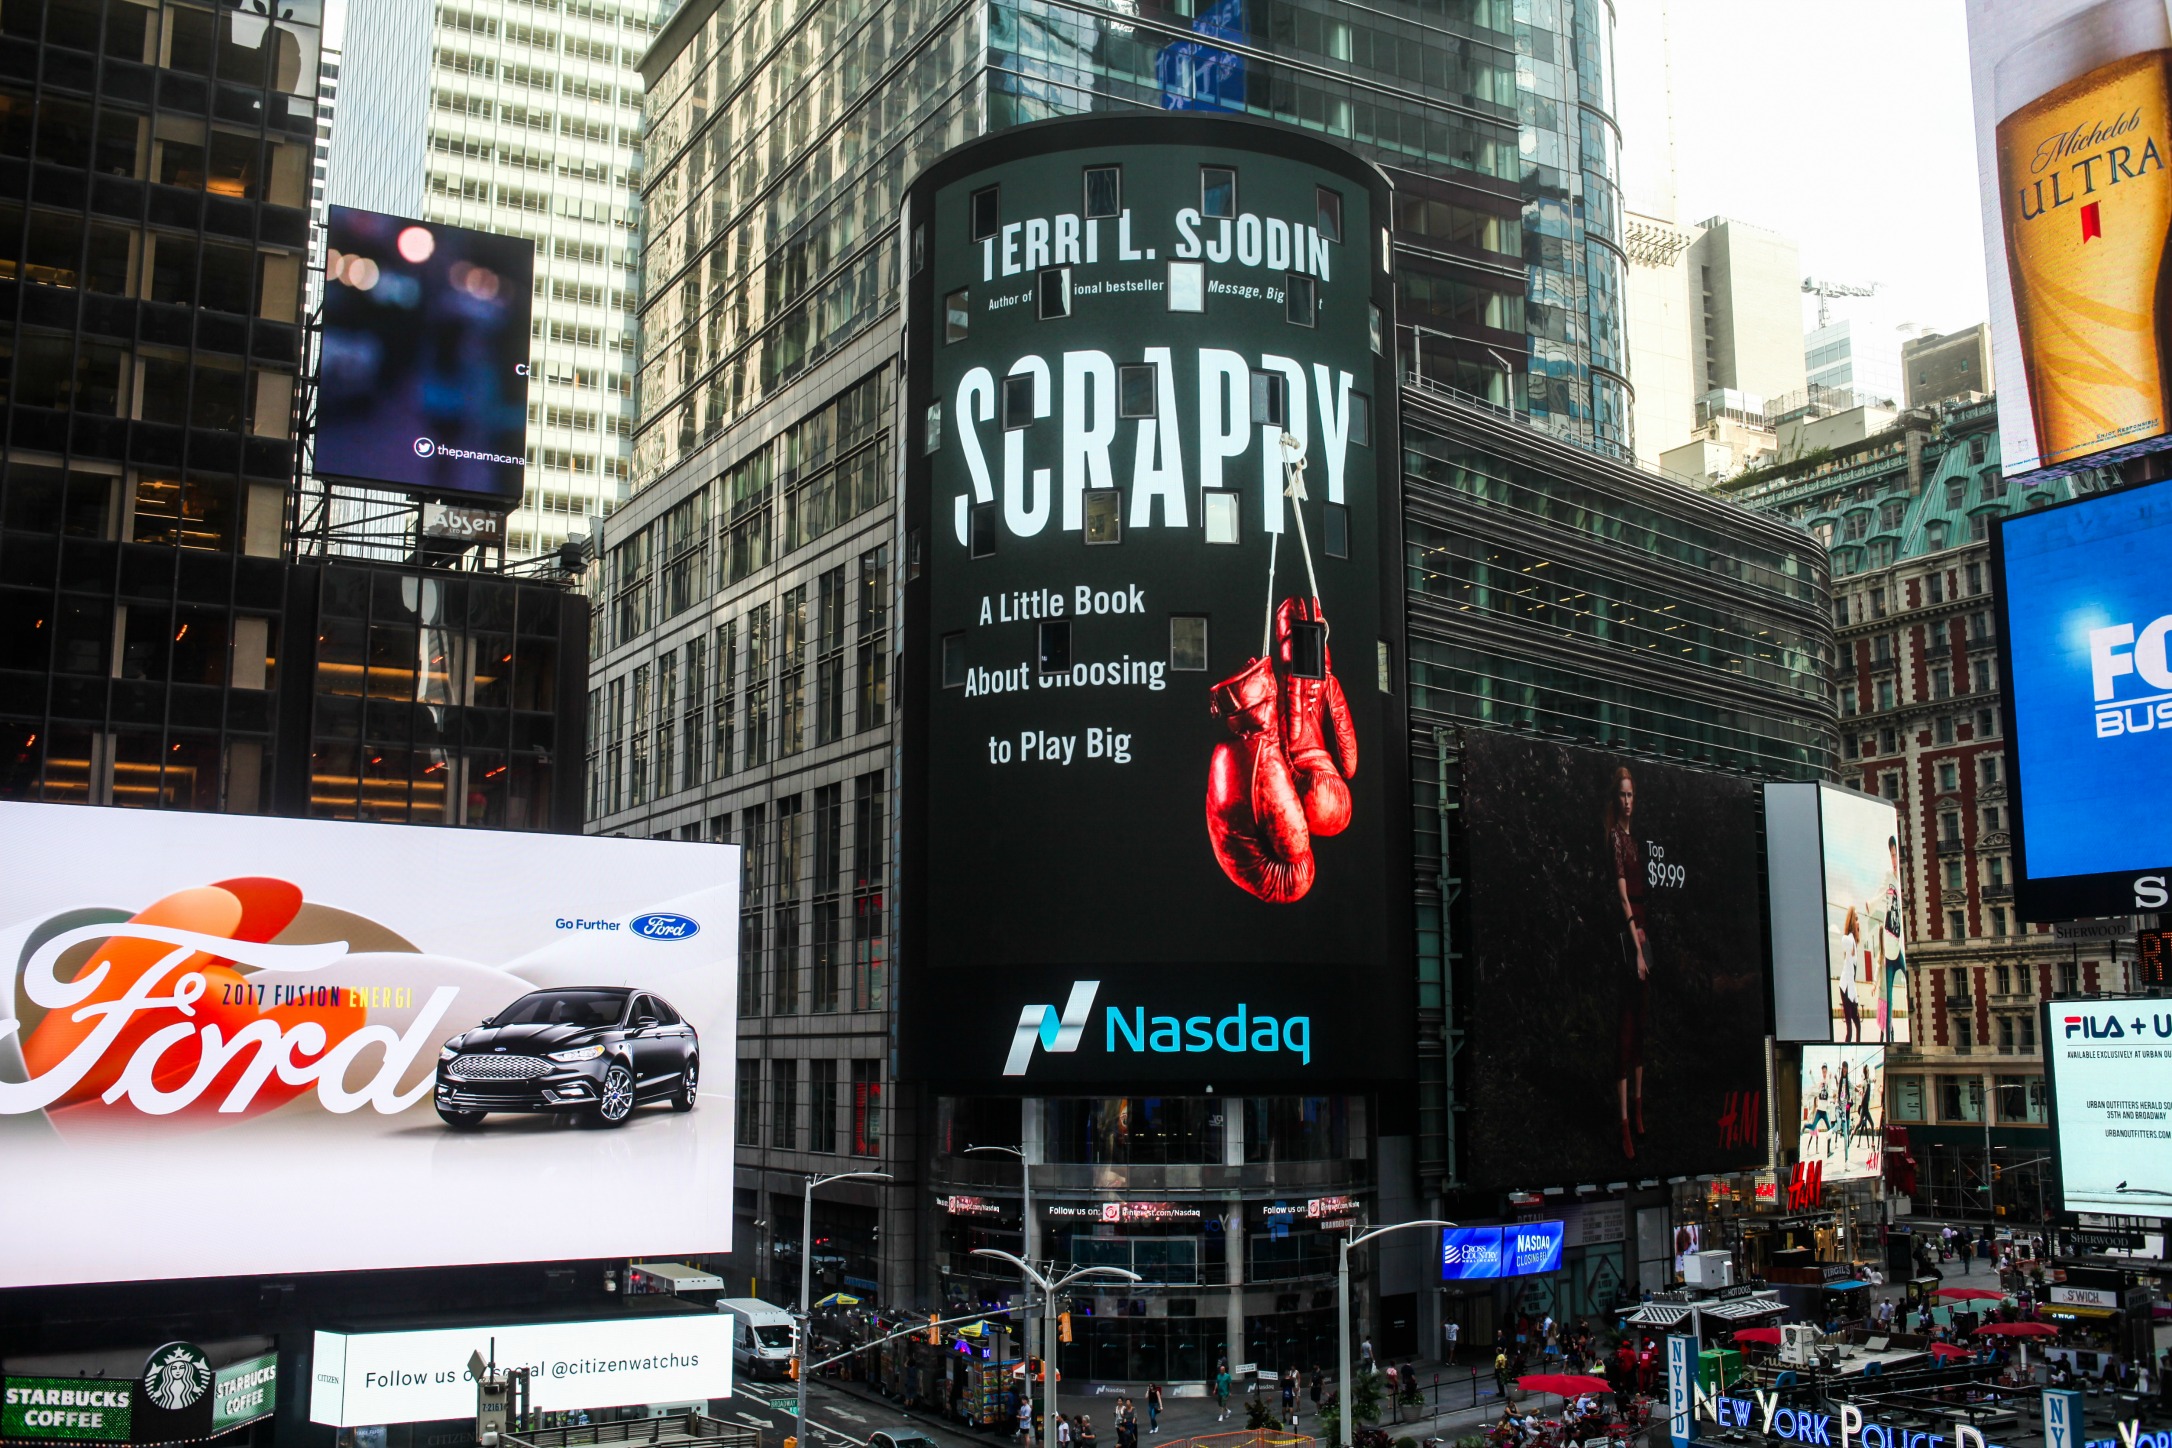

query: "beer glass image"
(1995, 0), (2172, 467)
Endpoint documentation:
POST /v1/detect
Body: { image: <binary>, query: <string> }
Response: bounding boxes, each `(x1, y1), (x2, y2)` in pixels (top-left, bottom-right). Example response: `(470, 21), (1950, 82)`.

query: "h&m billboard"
(0, 803), (735, 1287)
(1458, 731), (1769, 1189)
(896, 116), (1410, 1088)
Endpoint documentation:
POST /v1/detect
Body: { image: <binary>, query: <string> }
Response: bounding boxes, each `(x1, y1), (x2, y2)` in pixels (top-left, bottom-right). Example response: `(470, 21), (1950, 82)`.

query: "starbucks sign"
(1, 1380), (133, 1443)
(138, 1346), (210, 1414)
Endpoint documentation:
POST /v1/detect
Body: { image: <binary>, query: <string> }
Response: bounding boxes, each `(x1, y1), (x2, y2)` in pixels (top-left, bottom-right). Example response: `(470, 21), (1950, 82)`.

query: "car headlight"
(549, 1044), (607, 1062)
(438, 1036), (465, 1061)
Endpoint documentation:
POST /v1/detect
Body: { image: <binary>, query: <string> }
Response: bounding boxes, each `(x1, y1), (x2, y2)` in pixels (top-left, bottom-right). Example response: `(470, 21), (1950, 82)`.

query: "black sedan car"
(433, 986), (698, 1128)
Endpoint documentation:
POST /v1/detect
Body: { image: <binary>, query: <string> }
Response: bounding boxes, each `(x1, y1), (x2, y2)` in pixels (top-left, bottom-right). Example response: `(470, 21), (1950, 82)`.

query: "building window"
(1944, 859), (1962, 891)
(944, 289), (969, 344)
(770, 1059), (797, 1149)
(1171, 616), (1208, 671)
(1252, 369), (1287, 427)
(1973, 658), (1994, 692)
(1315, 185), (1343, 242)
(1038, 620), (1071, 674)
(1084, 165), (1120, 219)
(1324, 502), (1349, 558)
(971, 185), (999, 241)
(851, 1060), (882, 1155)
(736, 1059), (760, 1145)
(1084, 488), (1122, 544)
(1835, 596), (1850, 625)
(1003, 372), (1037, 429)
(1996, 1075), (2046, 1123)
(1203, 489), (1241, 545)
(1871, 588), (1887, 618)
(1936, 715), (1954, 744)
(1168, 260), (1206, 312)
(1881, 772), (1900, 801)
(1967, 562), (1984, 593)
(809, 1059), (838, 1154)
(1982, 804), (2001, 831)
(1932, 665), (1951, 699)
(1980, 755), (2000, 786)
(1977, 707), (1998, 737)
(1989, 856), (2006, 887)
(924, 402), (942, 455)
(1876, 679), (1895, 711)
(1947, 909), (1965, 938)
(1940, 811), (1961, 843)
(1889, 1074), (1925, 1122)
(1120, 363), (1158, 417)
(1037, 266), (1071, 319)
(1938, 761), (1958, 792)
(1286, 272), (1316, 326)
(1927, 572), (1946, 604)
(1998, 1016), (2014, 1054)
(970, 501), (998, 558)
(1202, 166), (1236, 219)
(942, 632), (966, 688)
(2059, 960), (2080, 995)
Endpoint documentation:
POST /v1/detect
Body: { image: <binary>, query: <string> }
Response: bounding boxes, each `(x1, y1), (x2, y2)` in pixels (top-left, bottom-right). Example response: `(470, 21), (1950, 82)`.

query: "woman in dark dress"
(1608, 766), (1650, 1160)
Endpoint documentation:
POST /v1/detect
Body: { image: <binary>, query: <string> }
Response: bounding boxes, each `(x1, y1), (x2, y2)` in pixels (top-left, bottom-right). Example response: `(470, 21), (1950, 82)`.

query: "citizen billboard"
(1993, 477), (2172, 920)
(309, 1315), (732, 1426)
(0, 803), (736, 1288)
(897, 116), (1409, 1088)
(1459, 731), (1768, 1189)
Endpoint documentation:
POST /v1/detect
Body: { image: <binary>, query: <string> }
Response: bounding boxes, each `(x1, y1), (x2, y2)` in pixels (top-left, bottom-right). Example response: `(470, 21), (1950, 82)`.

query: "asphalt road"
(711, 1378), (993, 1448)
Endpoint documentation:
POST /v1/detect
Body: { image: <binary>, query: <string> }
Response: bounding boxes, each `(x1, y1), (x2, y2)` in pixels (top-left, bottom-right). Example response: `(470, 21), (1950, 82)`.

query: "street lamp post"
(797, 1169), (892, 1448)
(967, 1144), (1035, 1358)
(972, 1249), (1141, 1448)
(1336, 1221), (1455, 1448)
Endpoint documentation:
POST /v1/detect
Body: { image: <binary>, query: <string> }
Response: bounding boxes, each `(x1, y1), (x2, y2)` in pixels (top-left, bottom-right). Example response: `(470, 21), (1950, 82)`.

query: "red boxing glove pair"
(1205, 598), (1359, 903)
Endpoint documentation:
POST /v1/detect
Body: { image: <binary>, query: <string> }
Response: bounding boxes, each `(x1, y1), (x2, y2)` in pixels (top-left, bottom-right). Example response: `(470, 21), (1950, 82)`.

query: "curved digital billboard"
(1993, 476), (2172, 919)
(896, 116), (1409, 1088)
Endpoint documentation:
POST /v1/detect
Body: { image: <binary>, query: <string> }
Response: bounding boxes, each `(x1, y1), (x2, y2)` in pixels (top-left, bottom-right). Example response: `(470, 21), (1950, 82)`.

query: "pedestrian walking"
(1215, 1363), (1232, 1423)
(1309, 1366), (1324, 1416)
(1282, 1366), (1298, 1423)
(1444, 1318), (1460, 1365)
(1361, 1337), (1375, 1369)
(1147, 1384), (1163, 1436)
(1080, 1414), (1099, 1448)
(1493, 1347), (1510, 1399)
(1018, 1398), (1034, 1443)
(1057, 1413), (1074, 1448)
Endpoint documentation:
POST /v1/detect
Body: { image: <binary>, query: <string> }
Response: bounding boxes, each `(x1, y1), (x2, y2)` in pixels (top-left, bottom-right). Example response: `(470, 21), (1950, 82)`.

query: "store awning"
(1619, 1294), (1785, 1326)
(1622, 1303), (1691, 1327)
(1823, 1280), (1871, 1292)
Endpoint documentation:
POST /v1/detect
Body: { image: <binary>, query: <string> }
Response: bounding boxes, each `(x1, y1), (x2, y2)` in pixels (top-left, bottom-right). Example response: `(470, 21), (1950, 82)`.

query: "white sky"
(1614, 0), (1989, 339)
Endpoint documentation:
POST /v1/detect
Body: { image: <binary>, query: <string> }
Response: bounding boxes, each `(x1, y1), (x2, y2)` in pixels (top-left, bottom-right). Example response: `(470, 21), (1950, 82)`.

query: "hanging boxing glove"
(1204, 657), (1315, 903)
(1273, 597), (1358, 837)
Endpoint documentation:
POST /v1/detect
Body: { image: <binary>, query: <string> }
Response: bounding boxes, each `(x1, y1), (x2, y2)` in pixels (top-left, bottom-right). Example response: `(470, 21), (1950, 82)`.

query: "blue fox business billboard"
(1994, 478), (2172, 920)
(895, 116), (1411, 1089)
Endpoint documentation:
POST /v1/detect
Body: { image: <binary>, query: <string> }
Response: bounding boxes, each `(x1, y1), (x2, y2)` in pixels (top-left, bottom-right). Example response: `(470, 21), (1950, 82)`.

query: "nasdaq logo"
(1003, 981), (1100, 1075)
(2089, 614), (2172, 738)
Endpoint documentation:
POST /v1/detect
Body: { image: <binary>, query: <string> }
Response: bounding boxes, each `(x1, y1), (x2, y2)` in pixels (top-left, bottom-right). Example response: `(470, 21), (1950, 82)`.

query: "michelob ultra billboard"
(0, 804), (737, 1287)
(895, 115), (1412, 1088)
(1969, 0), (2172, 476)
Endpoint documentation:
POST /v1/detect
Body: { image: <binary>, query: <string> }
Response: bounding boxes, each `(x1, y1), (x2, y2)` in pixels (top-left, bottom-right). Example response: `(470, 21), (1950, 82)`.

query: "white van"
(717, 1298), (798, 1380)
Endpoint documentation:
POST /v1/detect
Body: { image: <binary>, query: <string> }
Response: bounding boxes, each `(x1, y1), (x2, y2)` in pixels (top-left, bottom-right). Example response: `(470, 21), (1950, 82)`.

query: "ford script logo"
(630, 912), (700, 941)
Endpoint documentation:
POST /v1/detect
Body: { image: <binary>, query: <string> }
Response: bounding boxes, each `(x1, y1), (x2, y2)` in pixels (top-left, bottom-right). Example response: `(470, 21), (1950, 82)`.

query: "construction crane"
(1803, 276), (1880, 328)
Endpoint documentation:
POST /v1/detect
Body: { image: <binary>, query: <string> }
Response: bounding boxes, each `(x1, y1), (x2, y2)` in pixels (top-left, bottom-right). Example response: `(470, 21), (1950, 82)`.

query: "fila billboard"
(1993, 476), (2172, 920)
(0, 803), (736, 1288)
(2042, 996), (2172, 1215)
(896, 116), (1411, 1087)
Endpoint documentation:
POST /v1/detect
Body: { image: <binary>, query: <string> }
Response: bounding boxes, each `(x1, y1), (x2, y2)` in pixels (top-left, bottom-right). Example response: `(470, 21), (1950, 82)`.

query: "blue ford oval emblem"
(630, 912), (700, 940)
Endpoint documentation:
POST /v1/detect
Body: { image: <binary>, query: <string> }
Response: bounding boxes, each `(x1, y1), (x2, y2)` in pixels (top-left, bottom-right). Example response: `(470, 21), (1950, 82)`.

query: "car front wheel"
(673, 1058), (699, 1112)
(592, 1062), (636, 1127)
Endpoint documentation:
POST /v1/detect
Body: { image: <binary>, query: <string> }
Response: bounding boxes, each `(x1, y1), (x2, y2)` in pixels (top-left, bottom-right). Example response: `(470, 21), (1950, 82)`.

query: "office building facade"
(326, 0), (653, 558)
(1686, 215), (1805, 405)
(599, 6), (1834, 1352)
(1901, 324), (1994, 408)
(1718, 397), (2137, 1222)
(1803, 316), (1908, 408)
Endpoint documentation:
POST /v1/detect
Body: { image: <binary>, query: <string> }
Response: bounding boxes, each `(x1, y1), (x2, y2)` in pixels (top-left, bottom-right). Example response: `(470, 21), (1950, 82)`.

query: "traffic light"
(1058, 1312), (1073, 1345)
(788, 1358), (800, 1381)
(927, 1313), (940, 1344)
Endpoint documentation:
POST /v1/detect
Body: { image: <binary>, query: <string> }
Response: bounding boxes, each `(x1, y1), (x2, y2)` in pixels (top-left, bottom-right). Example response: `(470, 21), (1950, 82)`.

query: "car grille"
(449, 1054), (551, 1080)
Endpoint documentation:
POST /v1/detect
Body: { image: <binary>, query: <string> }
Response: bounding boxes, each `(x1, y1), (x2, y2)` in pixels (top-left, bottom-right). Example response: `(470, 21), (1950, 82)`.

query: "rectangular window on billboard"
(0, 803), (738, 1287)
(318, 206), (534, 503)
(1993, 477), (2172, 919)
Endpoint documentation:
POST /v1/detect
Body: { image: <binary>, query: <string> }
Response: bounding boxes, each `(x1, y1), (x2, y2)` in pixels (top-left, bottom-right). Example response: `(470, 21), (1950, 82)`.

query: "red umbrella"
(1732, 1328), (1783, 1346)
(1939, 1287), (2010, 1302)
(1517, 1374), (1612, 1397)
(1929, 1343), (1973, 1359)
(1974, 1321), (2057, 1337)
